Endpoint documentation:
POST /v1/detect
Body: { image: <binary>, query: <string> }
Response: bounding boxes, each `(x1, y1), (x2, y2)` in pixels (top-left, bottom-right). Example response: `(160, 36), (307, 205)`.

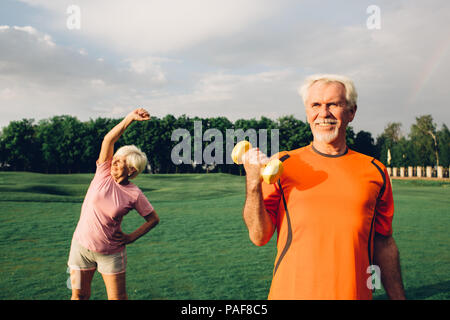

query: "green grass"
(0, 173), (449, 300)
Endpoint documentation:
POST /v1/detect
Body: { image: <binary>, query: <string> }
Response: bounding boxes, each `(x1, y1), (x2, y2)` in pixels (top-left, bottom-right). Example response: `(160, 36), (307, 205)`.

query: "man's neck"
(312, 139), (347, 156)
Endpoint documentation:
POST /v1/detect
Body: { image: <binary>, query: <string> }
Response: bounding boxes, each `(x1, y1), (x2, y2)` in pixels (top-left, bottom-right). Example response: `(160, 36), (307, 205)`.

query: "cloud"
(17, 0), (287, 54)
(1, 24), (55, 47)
(124, 56), (177, 85)
(3, 1), (450, 136)
(141, 69), (301, 121)
(0, 87), (16, 100)
(0, 25), (170, 126)
(186, 0), (450, 134)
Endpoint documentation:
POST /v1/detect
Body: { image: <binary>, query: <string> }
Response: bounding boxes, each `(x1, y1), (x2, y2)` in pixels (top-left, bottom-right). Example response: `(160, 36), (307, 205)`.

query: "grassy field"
(0, 172), (449, 300)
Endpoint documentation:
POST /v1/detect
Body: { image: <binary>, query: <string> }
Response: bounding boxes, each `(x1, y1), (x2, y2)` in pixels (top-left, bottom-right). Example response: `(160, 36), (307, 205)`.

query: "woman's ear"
(128, 167), (137, 177)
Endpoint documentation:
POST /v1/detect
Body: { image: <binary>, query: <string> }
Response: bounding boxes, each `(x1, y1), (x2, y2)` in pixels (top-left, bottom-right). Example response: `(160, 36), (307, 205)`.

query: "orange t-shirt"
(262, 144), (394, 300)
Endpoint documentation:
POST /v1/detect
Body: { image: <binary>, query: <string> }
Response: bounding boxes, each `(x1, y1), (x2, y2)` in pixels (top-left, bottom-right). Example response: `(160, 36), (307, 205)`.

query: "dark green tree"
(81, 117), (119, 172)
(36, 115), (86, 173)
(0, 119), (39, 171)
(277, 115), (311, 152)
(437, 124), (450, 167)
(346, 126), (356, 149)
(409, 115), (438, 167)
(353, 130), (377, 158)
(376, 122), (403, 166)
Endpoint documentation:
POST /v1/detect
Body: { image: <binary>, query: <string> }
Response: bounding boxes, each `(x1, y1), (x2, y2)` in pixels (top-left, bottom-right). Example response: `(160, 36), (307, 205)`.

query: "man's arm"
(373, 233), (406, 299)
(98, 108), (150, 164)
(242, 148), (275, 246)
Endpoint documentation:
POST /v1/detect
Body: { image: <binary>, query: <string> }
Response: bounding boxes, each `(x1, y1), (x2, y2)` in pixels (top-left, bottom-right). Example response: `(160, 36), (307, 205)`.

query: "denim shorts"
(67, 239), (127, 275)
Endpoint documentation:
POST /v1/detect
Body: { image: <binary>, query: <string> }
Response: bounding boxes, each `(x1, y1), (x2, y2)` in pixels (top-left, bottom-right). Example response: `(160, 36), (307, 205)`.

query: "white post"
(417, 166), (422, 177)
(387, 167), (392, 176)
(400, 167), (405, 177)
(437, 166), (443, 178)
(393, 167), (398, 177)
(426, 166), (432, 178)
(408, 166), (413, 177)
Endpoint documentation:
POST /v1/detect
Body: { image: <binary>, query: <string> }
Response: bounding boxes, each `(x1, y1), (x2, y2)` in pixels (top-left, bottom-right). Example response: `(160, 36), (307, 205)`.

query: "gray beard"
(313, 126), (339, 143)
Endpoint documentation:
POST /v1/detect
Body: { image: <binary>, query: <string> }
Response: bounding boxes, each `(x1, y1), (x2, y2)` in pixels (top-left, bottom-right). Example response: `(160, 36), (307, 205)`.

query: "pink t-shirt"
(73, 160), (154, 254)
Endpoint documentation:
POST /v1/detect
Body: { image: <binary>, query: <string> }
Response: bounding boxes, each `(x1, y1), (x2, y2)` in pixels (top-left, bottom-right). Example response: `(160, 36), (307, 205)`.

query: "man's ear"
(349, 104), (357, 122)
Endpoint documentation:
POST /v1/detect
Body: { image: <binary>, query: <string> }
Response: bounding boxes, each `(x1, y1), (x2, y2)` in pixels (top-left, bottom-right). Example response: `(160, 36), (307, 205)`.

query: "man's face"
(305, 81), (356, 144)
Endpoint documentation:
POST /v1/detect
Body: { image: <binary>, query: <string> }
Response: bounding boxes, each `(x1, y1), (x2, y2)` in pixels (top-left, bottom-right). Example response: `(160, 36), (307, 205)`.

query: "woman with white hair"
(67, 108), (160, 300)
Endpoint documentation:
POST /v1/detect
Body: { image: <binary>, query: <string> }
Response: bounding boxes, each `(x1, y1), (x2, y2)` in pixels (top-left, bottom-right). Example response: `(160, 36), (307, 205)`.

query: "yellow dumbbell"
(231, 140), (283, 184)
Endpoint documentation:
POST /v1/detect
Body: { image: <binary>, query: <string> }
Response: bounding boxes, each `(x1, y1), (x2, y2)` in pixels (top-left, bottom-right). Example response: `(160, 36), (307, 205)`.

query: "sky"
(0, 0), (449, 136)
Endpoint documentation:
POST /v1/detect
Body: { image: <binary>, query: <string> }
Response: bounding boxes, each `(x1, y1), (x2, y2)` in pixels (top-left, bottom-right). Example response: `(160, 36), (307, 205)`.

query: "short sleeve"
(135, 192), (154, 217)
(262, 181), (281, 226)
(374, 166), (394, 236)
(93, 160), (112, 181)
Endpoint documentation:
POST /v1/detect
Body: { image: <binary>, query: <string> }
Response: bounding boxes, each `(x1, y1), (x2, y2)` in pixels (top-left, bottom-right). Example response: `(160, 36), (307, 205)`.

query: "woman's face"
(111, 155), (130, 182)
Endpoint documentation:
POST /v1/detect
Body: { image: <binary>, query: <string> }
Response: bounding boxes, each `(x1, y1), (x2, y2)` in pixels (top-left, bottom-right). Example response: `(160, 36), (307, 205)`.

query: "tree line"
(0, 114), (448, 174)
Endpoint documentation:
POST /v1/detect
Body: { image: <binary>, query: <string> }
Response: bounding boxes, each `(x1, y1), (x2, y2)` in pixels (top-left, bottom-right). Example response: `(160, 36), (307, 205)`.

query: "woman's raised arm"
(97, 108), (150, 164)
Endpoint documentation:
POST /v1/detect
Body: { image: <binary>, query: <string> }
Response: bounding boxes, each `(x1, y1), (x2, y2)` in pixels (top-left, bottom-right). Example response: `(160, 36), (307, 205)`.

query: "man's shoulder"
(271, 145), (309, 160)
(347, 149), (387, 171)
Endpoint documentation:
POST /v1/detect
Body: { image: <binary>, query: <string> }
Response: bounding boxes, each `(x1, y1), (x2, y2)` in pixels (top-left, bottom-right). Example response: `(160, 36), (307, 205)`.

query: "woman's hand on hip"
(112, 231), (134, 245)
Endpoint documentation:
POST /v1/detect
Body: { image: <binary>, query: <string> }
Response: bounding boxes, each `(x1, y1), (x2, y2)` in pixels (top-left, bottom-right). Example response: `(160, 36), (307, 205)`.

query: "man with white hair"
(242, 74), (405, 299)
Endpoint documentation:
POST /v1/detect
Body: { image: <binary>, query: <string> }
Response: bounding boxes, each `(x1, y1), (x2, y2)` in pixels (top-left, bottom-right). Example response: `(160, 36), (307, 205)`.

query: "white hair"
(298, 74), (358, 110)
(114, 145), (148, 179)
